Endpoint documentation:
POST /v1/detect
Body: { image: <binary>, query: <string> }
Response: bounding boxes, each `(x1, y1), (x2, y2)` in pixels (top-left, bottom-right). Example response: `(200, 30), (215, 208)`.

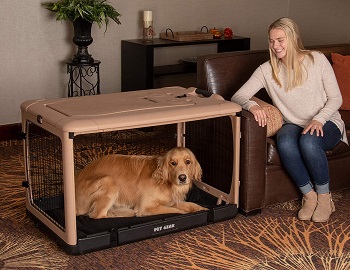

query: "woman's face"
(269, 28), (287, 63)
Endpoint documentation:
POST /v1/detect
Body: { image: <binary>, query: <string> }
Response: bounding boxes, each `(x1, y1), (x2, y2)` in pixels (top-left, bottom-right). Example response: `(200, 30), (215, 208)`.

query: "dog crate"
(21, 86), (241, 254)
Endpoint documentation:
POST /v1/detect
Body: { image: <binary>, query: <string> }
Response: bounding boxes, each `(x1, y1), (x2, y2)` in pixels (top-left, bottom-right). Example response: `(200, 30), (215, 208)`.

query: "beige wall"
(1, 0), (350, 125)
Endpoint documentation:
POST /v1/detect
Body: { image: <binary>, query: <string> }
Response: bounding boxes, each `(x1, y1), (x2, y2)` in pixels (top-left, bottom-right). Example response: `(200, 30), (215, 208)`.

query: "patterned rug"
(0, 140), (349, 270)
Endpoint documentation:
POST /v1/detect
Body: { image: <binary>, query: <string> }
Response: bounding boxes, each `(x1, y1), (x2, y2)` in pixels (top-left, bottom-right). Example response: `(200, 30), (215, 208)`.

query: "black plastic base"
(28, 187), (238, 255)
(28, 204), (238, 255)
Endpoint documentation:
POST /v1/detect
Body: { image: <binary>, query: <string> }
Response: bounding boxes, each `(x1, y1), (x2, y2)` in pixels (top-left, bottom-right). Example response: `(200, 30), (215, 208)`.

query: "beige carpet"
(1, 140), (349, 270)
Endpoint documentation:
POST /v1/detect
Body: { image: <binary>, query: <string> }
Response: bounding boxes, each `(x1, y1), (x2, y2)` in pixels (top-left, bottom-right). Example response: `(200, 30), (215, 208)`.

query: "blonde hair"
(268, 17), (313, 90)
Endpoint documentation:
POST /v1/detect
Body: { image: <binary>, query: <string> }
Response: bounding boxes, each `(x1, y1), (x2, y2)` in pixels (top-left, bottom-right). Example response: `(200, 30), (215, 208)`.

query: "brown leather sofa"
(197, 44), (350, 215)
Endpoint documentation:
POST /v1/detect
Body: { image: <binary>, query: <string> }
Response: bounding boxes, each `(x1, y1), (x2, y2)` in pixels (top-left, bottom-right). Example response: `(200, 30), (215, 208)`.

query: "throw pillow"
(331, 53), (350, 110)
(251, 97), (283, 137)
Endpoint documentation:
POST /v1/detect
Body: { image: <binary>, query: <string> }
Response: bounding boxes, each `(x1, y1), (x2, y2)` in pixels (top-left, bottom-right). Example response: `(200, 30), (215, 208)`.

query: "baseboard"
(0, 123), (22, 141)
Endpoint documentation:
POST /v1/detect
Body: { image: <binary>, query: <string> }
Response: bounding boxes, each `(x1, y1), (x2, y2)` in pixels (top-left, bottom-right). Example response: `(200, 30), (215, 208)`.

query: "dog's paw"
(135, 212), (144, 217)
(136, 208), (188, 216)
(193, 205), (208, 212)
(177, 209), (188, 214)
(108, 207), (136, 217)
(200, 206), (209, 211)
(177, 202), (208, 213)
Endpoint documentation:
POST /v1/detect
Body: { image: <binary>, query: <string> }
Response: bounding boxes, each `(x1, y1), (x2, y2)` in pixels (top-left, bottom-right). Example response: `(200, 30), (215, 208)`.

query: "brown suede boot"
(312, 193), (335, 223)
(298, 190), (317, 221)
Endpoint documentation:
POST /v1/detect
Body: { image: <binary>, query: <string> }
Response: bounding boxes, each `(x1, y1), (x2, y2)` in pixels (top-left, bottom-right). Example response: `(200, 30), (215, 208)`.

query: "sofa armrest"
(239, 110), (268, 214)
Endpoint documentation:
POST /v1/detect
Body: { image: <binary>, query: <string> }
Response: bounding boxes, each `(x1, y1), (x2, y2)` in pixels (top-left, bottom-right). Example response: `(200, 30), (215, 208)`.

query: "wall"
(1, 0), (350, 125)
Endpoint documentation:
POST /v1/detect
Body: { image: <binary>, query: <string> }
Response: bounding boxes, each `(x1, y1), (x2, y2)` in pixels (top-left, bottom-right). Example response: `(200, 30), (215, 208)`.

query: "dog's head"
(153, 147), (202, 186)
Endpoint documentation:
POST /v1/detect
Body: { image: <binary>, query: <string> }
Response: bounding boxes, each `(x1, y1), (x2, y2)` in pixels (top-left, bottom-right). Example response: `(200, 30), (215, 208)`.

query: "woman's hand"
(249, 105), (267, 127)
(303, 120), (324, 136)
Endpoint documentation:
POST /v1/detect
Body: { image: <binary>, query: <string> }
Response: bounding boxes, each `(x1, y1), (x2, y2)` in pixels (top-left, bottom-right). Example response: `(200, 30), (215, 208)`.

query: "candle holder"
(143, 11), (154, 42)
(143, 20), (154, 42)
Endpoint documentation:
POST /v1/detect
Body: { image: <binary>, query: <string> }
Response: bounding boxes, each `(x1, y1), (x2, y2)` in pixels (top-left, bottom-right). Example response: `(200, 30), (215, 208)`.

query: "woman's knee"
(276, 124), (301, 151)
(299, 134), (322, 153)
(299, 135), (328, 165)
(277, 135), (294, 152)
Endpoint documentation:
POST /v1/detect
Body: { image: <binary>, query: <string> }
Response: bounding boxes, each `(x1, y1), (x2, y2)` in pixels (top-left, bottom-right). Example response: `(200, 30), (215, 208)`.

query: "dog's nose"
(178, 174), (187, 183)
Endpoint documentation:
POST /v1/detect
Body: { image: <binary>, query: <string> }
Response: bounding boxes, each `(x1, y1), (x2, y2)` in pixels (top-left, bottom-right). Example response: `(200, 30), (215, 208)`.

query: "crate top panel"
(21, 87), (241, 133)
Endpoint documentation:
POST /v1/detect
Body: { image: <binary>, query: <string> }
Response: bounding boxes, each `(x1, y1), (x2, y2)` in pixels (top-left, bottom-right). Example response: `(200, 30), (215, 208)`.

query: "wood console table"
(121, 36), (250, 91)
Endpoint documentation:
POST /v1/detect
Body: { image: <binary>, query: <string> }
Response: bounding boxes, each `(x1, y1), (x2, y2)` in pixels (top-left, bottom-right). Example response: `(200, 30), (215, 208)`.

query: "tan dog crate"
(21, 86), (241, 254)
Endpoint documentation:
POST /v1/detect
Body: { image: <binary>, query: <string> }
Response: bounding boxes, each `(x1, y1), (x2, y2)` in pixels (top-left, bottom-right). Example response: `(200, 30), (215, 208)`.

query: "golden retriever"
(75, 147), (207, 219)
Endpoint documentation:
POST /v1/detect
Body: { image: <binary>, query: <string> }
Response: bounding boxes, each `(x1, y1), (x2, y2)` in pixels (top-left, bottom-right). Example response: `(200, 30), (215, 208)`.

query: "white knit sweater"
(231, 51), (348, 144)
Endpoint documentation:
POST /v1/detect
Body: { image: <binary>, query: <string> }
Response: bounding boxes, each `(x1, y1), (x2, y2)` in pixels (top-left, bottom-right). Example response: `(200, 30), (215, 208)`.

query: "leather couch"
(197, 44), (350, 215)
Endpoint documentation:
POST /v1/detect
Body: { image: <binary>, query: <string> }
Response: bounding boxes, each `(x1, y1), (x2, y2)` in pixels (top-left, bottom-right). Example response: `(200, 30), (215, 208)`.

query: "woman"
(231, 17), (348, 222)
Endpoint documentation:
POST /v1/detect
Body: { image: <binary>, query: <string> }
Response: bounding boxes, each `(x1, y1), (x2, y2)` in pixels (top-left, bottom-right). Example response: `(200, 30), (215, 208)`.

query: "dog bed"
(30, 185), (237, 253)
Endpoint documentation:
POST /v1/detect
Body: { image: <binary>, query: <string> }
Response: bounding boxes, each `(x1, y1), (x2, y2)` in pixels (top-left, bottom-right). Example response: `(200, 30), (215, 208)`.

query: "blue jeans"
(276, 121), (341, 195)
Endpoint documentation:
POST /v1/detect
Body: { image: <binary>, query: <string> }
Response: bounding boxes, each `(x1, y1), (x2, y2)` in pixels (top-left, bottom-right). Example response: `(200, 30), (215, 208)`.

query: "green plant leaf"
(42, 0), (121, 30)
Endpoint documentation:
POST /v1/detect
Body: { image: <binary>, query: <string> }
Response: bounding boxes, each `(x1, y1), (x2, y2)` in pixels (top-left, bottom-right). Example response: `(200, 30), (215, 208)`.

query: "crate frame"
(21, 87), (241, 254)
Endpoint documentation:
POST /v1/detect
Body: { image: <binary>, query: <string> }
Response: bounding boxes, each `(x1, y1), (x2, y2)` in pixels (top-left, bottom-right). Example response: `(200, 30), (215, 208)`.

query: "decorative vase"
(72, 18), (94, 63)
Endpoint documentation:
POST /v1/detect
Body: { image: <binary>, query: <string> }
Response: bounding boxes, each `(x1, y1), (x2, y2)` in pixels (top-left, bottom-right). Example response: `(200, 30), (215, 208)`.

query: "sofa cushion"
(331, 53), (350, 110)
(251, 97), (283, 137)
(267, 138), (281, 164)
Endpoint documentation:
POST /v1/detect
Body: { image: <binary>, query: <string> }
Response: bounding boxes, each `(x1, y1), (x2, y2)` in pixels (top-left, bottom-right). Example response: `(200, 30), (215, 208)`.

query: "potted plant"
(42, 0), (121, 63)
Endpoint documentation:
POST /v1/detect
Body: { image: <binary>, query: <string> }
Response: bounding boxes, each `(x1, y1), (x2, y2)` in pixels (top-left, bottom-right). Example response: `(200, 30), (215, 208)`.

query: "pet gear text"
(153, 223), (175, 232)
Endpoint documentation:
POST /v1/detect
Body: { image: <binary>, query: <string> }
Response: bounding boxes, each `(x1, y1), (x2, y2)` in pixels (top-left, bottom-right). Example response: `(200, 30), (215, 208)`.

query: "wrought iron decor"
(66, 60), (101, 97)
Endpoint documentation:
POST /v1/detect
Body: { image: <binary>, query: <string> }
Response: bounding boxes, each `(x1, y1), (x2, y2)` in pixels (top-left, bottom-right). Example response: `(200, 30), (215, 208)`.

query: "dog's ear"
(192, 158), (203, 182)
(152, 156), (168, 184)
